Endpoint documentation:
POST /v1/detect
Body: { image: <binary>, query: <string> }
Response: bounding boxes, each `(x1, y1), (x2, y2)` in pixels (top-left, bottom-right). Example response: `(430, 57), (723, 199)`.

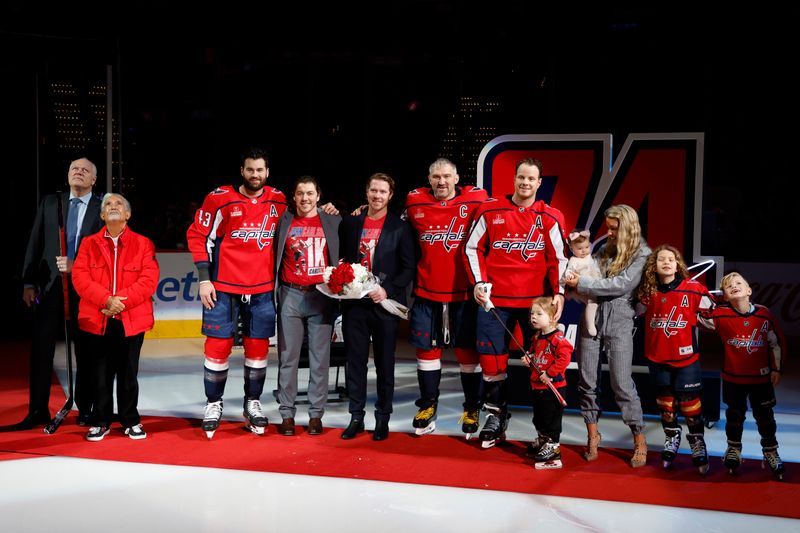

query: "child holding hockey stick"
(637, 244), (714, 474)
(522, 296), (572, 469)
(698, 272), (788, 480)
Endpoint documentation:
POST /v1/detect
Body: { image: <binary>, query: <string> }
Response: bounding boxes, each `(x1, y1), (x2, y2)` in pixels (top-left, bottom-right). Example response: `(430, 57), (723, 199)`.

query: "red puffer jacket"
(72, 227), (160, 336)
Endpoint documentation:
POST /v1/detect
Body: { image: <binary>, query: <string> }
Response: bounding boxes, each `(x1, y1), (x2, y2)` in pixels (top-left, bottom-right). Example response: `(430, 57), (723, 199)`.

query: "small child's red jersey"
(700, 303), (787, 384)
(642, 277), (713, 367)
(405, 185), (488, 302)
(528, 329), (572, 390)
(186, 185), (287, 294)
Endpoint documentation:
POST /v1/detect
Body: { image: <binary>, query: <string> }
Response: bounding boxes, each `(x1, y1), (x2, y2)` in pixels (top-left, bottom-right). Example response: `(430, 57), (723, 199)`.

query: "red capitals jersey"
(642, 278), (713, 367)
(528, 329), (572, 390)
(187, 185), (287, 294)
(405, 185), (488, 302)
(464, 196), (567, 308)
(700, 303), (787, 384)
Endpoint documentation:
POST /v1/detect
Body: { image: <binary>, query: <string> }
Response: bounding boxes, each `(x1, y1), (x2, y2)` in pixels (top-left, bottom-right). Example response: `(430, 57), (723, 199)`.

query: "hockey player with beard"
(186, 148), (287, 438)
(405, 158), (488, 438)
(464, 157), (568, 448)
(637, 244), (714, 474)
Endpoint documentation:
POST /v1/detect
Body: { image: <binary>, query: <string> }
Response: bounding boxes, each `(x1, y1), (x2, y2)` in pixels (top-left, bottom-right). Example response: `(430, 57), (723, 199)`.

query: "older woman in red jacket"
(72, 193), (159, 441)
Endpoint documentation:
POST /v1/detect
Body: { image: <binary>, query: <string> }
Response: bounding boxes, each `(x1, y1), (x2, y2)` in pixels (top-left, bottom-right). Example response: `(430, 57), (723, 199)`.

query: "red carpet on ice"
(1, 343), (798, 519)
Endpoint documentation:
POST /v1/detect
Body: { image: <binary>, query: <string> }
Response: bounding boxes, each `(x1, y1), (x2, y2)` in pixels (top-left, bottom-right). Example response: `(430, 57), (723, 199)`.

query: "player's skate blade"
(414, 421), (436, 436)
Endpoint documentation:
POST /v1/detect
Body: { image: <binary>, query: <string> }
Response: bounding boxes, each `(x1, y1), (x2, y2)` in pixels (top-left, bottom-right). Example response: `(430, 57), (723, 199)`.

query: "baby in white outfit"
(562, 230), (602, 337)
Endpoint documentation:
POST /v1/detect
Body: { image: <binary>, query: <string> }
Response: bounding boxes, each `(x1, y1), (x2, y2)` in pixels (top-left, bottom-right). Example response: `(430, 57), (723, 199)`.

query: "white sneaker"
(125, 424), (147, 440)
(86, 426), (111, 442)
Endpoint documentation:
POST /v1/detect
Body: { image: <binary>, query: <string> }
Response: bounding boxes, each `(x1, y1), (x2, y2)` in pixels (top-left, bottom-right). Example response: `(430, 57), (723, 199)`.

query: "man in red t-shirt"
(338, 173), (415, 442)
(274, 176), (341, 437)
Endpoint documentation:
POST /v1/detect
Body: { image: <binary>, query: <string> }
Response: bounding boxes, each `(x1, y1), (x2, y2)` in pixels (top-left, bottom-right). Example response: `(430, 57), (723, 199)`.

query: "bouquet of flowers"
(320, 262), (377, 298)
(316, 262), (408, 319)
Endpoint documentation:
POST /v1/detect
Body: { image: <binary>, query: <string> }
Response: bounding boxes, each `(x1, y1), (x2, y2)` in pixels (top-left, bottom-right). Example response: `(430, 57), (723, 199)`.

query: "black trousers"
(342, 300), (398, 421)
(89, 318), (144, 428)
(29, 278), (93, 416)
(532, 388), (564, 442)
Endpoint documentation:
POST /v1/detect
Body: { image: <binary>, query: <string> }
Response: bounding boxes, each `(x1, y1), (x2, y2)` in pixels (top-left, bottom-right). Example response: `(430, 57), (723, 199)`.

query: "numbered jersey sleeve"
(186, 185), (287, 295)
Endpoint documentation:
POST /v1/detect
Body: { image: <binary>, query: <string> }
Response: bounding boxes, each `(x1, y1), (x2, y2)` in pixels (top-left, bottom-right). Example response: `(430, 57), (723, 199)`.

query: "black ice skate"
(243, 399), (268, 435)
(661, 427), (682, 470)
(202, 400), (223, 439)
(687, 433), (709, 475)
(723, 441), (743, 475)
(412, 404), (437, 436)
(762, 445), (785, 481)
(533, 438), (563, 470)
(525, 435), (546, 458)
(479, 409), (509, 449)
(459, 407), (480, 440)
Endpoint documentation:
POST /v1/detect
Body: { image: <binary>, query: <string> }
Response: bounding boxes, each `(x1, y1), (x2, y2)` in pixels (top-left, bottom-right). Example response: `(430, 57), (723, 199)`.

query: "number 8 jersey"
(187, 185), (287, 294)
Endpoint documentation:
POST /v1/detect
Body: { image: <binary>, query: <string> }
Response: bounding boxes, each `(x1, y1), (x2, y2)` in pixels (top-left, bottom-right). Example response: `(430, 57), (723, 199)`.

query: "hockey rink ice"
(2, 337), (798, 533)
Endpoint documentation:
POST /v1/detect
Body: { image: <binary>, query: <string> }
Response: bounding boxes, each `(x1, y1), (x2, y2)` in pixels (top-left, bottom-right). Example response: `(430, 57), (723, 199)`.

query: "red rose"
(327, 263), (356, 295)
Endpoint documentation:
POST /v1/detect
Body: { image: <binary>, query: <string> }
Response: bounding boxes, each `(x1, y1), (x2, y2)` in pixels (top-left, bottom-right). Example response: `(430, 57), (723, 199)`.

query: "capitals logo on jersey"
(419, 216), (467, 252)
(230, 216), (277, 250)
(491, 225), (546, 261)
(727, 321), (768, 354)
(533, 344), (552, 367)
(649, 306), (689, 338)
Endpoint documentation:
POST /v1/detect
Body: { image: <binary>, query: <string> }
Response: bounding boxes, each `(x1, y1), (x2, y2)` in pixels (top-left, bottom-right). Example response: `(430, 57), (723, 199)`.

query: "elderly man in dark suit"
(18, 157), (103, 429)
(338, 173), (415, 441)
(274, 176), (341, 437)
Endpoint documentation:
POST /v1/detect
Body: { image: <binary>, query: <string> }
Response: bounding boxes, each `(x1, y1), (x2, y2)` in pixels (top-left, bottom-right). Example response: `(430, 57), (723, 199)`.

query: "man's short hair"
(366, 172), (395, 194)
(515, 157), (543, 176)
(241, 148), (269, 168)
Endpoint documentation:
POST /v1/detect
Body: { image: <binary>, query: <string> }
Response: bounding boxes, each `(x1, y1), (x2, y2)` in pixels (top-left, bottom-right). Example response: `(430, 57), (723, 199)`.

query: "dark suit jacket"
(339, 211), (415, 304)
(22, 192), (104, 293)
(274, 208), (342, 305)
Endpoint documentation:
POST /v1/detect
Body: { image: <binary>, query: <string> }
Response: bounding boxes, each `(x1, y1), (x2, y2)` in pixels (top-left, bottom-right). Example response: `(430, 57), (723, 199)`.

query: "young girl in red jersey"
(699, 272), (788, 479)
(522, 297), (572, 469)
(637, 244), (714, 474)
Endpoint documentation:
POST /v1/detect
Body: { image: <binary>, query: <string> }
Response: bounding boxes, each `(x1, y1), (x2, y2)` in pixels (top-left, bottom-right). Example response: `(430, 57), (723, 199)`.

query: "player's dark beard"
(242, 178), (265, 193)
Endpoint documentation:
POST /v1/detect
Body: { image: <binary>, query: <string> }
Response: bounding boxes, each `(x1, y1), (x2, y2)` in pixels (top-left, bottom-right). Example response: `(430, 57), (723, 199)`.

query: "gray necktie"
(66, 198), (81, 259)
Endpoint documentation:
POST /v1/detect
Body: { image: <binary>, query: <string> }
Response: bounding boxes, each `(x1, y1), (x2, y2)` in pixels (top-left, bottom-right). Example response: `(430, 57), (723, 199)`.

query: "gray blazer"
(576, 242), (651, 337)
(274, 208), (341, 304)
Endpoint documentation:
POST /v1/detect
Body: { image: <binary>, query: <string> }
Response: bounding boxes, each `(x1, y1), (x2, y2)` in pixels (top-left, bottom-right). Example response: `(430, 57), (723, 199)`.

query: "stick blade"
(43, 401), (73, 434)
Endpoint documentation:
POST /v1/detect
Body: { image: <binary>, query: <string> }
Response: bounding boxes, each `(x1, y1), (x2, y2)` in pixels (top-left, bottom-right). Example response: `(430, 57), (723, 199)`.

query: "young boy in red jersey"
(522, 297), (572, 469)
(637, 244), (714, 474)
(699, 272), (788, 479)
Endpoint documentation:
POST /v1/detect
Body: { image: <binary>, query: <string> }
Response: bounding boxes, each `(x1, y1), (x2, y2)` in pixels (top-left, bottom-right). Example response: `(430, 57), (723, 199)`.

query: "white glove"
(480, 282), (494, 311)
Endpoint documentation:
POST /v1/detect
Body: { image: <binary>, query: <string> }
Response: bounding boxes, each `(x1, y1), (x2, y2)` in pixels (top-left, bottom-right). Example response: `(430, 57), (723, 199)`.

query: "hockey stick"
(484, 304), (568, 407)
(44, 193), (75, 434)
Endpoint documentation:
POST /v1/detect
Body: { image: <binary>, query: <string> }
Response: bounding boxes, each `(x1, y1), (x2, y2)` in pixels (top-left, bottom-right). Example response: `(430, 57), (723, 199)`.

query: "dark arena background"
(1, 2), (798, 531)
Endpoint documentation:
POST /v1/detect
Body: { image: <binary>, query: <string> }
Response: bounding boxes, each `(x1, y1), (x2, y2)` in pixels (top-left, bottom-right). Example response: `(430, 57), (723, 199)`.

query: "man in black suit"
(17, 157), (103, 429)
(338, 173), (415, 441)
